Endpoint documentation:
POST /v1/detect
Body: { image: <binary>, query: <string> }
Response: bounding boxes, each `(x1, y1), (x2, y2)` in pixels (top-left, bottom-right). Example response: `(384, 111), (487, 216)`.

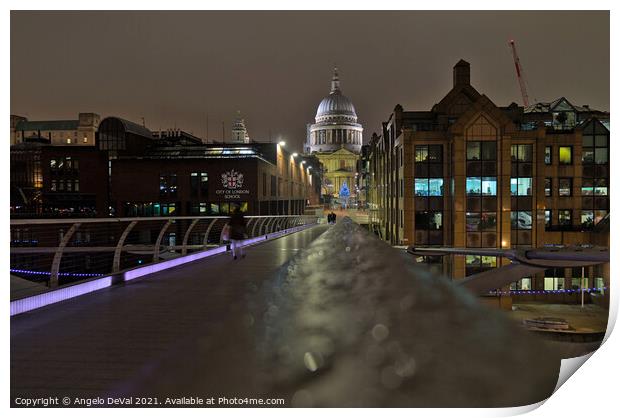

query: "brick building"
(10, 116), (320, 218)
(367, 60), (609, 299)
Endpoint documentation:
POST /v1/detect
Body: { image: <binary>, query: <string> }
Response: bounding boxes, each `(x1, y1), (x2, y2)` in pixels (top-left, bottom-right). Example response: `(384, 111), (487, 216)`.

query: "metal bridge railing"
(10, 215), (319, 289)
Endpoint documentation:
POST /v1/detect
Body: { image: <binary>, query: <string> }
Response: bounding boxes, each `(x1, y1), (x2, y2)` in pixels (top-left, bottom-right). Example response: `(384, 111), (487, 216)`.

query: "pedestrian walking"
(228, 208), (247, 260)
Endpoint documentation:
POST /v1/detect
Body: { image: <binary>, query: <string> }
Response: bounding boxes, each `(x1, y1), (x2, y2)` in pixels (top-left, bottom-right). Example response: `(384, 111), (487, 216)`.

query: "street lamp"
(292, 152), (298, 157)
(278, 140), (286, 147)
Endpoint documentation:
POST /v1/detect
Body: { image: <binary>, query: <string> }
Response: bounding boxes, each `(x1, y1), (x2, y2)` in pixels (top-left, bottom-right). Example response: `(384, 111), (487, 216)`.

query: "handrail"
(10, 215), (320, 289)
(10, 215), (314, 225)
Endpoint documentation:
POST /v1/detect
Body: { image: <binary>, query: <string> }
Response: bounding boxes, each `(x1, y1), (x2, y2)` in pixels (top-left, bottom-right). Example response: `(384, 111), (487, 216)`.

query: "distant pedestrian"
(228, 208), (247, 260)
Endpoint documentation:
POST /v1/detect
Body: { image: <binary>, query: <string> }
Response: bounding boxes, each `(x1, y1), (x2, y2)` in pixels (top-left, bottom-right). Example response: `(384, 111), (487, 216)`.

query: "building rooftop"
(15, 120), (79, 132)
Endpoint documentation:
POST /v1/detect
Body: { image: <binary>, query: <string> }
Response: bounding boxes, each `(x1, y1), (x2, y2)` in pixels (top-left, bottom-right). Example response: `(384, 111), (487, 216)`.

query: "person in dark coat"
(228, 208), (247, 259)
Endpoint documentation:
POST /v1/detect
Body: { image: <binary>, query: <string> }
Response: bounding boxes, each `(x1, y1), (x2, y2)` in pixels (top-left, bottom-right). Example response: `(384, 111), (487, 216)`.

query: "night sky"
(11, 11), (609, 152)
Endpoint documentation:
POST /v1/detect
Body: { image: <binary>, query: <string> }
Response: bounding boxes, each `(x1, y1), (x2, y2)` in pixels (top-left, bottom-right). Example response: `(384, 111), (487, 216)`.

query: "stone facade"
(11, 113), (100, 146)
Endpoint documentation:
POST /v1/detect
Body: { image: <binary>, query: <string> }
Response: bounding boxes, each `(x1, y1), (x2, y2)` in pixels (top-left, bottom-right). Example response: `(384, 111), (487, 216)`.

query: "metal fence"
(10, 215), (318, 288)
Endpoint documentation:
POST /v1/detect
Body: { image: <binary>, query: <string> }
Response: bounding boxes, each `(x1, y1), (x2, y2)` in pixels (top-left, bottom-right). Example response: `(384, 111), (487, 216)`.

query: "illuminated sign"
(216, 169), (250, 199)
(221, 169), (244, 189)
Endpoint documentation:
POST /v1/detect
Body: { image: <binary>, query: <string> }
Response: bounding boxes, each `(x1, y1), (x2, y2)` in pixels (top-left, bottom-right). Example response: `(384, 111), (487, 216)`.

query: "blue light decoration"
(487, 287), (608, 296)
(10, 269), (102, 277)
(339, 181), (350, 209)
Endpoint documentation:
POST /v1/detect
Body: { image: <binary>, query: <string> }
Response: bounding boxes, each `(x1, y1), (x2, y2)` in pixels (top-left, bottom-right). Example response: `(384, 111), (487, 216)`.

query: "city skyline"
(11, 10), (609, 152)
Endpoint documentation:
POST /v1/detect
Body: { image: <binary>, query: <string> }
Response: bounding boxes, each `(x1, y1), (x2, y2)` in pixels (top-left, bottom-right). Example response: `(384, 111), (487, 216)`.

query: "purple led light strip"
(10, 223), (316, 316)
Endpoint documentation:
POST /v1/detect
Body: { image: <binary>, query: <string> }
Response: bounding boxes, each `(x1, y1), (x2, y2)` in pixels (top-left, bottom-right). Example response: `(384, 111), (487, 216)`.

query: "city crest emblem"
(221, 170), (244, 189)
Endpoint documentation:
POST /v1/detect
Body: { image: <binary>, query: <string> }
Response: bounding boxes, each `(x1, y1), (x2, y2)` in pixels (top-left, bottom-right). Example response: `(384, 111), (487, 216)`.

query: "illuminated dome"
(306, 67), (363, 154)
(315, 72), (358, 123)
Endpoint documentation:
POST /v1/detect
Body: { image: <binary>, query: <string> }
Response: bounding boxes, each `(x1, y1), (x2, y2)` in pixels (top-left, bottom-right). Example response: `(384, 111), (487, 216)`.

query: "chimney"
(453, 59), (471, 87)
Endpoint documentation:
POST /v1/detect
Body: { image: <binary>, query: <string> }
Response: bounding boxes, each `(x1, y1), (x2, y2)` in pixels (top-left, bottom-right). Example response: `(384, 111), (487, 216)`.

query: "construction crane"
(509, 39), (530, 107)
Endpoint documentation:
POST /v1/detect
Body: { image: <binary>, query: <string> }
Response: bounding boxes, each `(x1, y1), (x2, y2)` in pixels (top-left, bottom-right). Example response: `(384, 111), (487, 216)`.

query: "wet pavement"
(11, 219), (562, 407)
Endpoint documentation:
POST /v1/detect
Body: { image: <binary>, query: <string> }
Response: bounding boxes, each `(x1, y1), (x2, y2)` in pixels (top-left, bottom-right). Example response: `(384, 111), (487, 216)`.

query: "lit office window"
(544, 146), (552, 165)
(559, 146), (572, 165)
(465, 255), (497, 276)
(466, 177), (481, 195)
(467, 177), (497, 196)
(159, 173), (178, 197)
(544, 178), (552, 196)
(581, 210), (594, 228)
(595, 178), (608, 195)
(545, 210), (552, 229)
(558, 178), (572, 197)
(558, 210), (572, 227)
(511, 144), (533, 162)
(481, 177), (497, 195)
(510, 278), (532, 291)
(510, 177), (532, 196)
(414, 178), (443, 197)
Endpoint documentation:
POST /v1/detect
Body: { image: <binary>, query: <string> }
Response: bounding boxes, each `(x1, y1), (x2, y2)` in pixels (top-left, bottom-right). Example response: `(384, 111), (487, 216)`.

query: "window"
(466, 177), (481, 195)
(467, 177), (496, 196)
(511, 144), (533, 162)
(465, 255), (497, 276)
(466, 142), (480, 160)
(51, 180), (57, 191)
(415, 145), (442, 177)
(74, 180), (79, 192)
(511, 211), (532, 230)
(594, 179), (608, 196)
(581, 210), (594, 228)
(159, 173), (178, 198)
(83, 136), (88, 143)
(467, 141), (496, 161)
(510, 278), (532, 291)
(510, 178), (532, 196)
(544, 146), (552, 165)
(544, 277), (565, 291)
(190, 173), (199, 197)
(558, 210), (572, 227)
(414, 211), (443, 245)
(414, 178), (443, 196)
(545, 210), (552, 229)
(200, 172), (208, 195)
(544, 178), (552, 196)
(66, 138), (72, 144)
(415, 146), (428, 162)
(559, 178), (572, 197)
(558, 146), (572, 165)
(466, 212), (496, 231)
(481, 177), (497, 196)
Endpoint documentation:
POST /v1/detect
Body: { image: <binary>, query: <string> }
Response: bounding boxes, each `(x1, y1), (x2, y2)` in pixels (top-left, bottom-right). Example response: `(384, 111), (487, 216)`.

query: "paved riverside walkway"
(12, 220), (562, 407)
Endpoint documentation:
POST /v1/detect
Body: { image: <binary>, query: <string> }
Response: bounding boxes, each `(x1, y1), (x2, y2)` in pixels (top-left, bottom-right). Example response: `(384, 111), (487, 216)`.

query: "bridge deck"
(12, 221), (562, 407)
(11, 225), (328, 403)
